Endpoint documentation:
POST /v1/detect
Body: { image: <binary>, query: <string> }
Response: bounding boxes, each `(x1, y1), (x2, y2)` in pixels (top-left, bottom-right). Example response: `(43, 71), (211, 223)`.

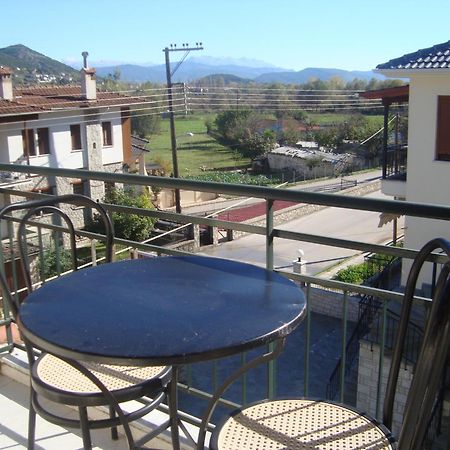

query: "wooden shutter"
(70, 124), (82, 150)
(121, 107), (132, 165)
(37, 128), (50, 155)
(436, 96), (450, 161)
(22, 129), (36, 156)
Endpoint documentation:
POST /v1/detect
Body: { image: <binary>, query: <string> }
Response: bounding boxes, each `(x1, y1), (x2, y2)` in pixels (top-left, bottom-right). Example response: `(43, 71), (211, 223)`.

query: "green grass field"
(147, 114), (251, 177)
(308, 112), (383, 126)
(146, 112), (384, 177)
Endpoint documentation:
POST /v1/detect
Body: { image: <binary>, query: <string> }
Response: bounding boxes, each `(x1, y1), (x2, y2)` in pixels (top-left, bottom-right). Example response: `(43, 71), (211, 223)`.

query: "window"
(22, 129), (36, 157)
(22, 128), (50, 156)
(436, 96), (450, 161)
(37, 128), (50, 155)
(102, 122), (112, 146)
(70, 124), (82, 150)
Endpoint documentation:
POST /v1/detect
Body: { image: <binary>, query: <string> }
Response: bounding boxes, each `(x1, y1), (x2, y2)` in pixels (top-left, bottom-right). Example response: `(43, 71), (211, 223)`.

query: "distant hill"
(0, 45), (385, 86)
(195, 73), (252, 85)
(0, 44), (79, 84)
(95, 60), (384, 84)
(255, 67), (385, 83)
(95, 60), (289, 83)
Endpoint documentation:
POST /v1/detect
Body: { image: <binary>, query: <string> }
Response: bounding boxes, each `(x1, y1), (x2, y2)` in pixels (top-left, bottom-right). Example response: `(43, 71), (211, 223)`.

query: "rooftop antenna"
(82, 51), (89, 69)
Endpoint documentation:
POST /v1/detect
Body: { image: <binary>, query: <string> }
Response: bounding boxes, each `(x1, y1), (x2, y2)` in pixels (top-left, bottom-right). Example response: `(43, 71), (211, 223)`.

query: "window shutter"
(436, 96), (450, 161)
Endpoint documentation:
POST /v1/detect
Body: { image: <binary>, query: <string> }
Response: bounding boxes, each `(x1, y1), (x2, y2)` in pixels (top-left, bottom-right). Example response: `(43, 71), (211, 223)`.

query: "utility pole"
(163, 42), (203, 213)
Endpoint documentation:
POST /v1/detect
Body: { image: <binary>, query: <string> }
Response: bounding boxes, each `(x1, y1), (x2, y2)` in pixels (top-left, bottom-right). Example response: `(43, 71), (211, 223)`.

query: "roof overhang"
(360, 85), (409, 105)
(375, 68), (450, 78)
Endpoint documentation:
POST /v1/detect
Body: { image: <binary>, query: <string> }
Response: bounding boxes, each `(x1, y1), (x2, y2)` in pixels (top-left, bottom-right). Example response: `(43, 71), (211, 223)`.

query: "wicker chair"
(210, 238), (450, 450)
(0, 194), (174, 450)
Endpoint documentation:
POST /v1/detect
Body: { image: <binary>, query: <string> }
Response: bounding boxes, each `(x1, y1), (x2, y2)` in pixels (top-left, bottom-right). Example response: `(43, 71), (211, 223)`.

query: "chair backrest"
(383, 238), (450, 450)
(0, 194), (113, 321)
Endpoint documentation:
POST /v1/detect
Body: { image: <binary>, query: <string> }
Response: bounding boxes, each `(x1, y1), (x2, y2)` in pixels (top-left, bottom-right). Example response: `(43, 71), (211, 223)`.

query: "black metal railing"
(384, 144), (408, 179)
(0, 162), (449, 438)
(325, 258), (399, 401)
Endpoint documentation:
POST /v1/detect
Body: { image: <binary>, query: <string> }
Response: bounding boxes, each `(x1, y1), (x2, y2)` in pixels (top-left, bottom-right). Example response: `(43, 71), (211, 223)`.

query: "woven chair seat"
(214, 399), (394, 450)
(35, 353), (168, 394)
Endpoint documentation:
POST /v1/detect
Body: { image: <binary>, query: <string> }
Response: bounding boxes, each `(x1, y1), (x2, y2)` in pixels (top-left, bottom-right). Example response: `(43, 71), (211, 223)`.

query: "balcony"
(381, 144), (407, 198)
(0, 163), (449, 449)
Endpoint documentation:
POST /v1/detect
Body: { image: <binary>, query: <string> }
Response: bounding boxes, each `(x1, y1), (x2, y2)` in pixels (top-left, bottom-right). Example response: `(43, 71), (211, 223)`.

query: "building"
(0, 57), (153, 204)
(267, 146), (359, 180)
(367, 41), (450, 287)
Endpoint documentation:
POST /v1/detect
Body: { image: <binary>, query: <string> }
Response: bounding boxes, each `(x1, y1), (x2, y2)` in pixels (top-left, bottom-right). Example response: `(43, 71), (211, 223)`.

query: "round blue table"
(18, 255), (306, 449)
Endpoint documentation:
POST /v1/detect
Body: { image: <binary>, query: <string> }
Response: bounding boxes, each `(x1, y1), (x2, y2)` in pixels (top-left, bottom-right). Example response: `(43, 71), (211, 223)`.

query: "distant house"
(267, 146), (357, 180)
(0, 59), (153, 208)
(372, 40), (450, 287)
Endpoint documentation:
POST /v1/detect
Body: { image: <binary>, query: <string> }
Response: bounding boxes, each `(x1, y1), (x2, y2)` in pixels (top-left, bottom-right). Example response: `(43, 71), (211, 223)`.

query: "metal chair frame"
(210, 238), (450, 450)
(0, 194), (175, 450)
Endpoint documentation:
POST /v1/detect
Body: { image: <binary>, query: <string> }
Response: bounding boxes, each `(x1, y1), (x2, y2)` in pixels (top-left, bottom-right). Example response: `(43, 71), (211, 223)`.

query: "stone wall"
(306, 286), (360, 322)
(357, 341), (413, 436)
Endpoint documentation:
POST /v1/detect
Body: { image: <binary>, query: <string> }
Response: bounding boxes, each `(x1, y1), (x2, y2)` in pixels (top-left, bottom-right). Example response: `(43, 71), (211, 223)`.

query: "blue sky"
(4, 0), (450, 71)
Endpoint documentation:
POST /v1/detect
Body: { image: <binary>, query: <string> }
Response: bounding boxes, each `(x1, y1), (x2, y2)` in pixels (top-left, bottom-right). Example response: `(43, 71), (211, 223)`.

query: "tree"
(215, 109), (252, 139)
(313, 128), (341, 150)
(239, 129), (276, 158)
(278, 128), (302, 146)
(131, 112), (161, 138)
(92, 188), (157, 241)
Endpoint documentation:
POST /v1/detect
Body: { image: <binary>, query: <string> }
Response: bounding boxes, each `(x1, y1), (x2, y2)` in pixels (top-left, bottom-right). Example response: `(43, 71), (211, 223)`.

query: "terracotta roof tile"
(1, 85), (155, 117)
(0, 99), (42, 115)
(377, 41), (450, 70)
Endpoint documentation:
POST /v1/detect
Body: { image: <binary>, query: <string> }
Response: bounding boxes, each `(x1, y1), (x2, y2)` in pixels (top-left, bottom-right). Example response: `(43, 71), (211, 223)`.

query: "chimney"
(80, 52), (96, 100)
(0, 66), (13, 100)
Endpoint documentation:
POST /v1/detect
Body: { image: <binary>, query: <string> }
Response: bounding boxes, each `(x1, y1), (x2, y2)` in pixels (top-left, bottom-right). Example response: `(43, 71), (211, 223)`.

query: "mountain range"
(0, 44), (384, 85)
(94, 56), (385, 84)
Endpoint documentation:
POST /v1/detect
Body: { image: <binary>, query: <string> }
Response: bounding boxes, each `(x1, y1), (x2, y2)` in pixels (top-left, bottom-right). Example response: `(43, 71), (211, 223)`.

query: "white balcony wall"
(0, 125), (22, 163)
(50, 113), (85, 169)
(380, 179), (406, 198)
(101, 113), (124, 166)
(402, 73), (450, 286)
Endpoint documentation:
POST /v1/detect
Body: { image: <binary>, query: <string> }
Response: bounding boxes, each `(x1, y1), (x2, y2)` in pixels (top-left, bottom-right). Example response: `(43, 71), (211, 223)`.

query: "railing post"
(266, 199), (274, 271)
(382, 103), (389, 179)
(376, 299), (388, 419)
(266, 198), (276, 398)
(90, 239), (97, 266)
(304, 283), (311, 396)
(339, 291), (348, 403)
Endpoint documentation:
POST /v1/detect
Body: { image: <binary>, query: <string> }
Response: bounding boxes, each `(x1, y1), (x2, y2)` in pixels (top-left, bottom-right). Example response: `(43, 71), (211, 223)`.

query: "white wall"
(101, 114), (124, 166)
(402, 73), (450, 285)
(0, 125), (23, 163)
(1, 109), (124, 171)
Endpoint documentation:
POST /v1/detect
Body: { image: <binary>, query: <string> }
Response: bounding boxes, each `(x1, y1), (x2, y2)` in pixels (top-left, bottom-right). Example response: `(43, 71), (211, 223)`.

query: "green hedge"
(186, 171), (282, 186)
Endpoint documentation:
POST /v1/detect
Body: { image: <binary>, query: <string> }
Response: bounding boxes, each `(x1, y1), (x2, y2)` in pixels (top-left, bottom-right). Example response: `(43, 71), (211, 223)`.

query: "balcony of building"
(361, 85), (409, 200)
(0, 163), (449, 449)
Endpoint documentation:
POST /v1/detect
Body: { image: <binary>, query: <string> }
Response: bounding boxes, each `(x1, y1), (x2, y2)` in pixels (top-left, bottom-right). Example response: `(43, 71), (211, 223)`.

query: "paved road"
(199, 190), (403, 276)
(183, 169), (382, 217)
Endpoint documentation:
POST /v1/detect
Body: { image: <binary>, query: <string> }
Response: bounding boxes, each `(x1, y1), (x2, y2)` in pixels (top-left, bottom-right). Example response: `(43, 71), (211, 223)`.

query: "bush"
(92, 188), (157, 241)
(39, 242), (73, 280)
(334, 252), (394, 284)
(186, 171), (282, 186)
(334, 263), (372, 284)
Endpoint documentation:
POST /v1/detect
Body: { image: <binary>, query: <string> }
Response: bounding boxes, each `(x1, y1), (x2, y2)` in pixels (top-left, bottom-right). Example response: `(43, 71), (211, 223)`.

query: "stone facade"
(357, 341), (413, 436)
(306, 286), (360, 322)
